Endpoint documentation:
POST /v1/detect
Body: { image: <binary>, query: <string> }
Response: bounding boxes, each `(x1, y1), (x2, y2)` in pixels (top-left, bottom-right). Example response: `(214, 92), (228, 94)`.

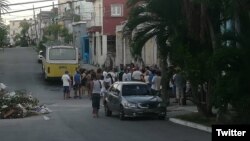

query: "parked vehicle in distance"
(41, 45), (79, 80)
(104, 81), (166, 120)
(38, 50), (43, 63)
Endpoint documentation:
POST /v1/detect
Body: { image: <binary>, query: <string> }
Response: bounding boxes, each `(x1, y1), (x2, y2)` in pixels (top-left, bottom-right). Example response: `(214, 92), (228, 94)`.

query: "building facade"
(37, 10), (56, 41)
(9, 20), (22, 45)
(116, 24), (159, 67)
(72, 21), (88, 60)
(9, 19), (34, 45)
(86, 0), (128, 68)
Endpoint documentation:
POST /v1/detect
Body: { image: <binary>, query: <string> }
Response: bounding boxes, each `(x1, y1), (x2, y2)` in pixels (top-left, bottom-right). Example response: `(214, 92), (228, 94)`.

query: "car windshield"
(49, 48), (76, 60)
(122, 84), (152, 96)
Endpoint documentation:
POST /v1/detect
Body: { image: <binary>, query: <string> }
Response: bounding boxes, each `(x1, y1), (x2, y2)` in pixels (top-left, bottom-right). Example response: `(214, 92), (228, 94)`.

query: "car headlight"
(124, 102), (137, 108)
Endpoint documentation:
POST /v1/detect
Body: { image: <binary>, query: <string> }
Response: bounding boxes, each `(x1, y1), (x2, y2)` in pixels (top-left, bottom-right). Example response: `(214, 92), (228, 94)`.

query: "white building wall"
(115, 24), (133, 67)
(88, 0), (102, 27)
(115, 31), (123, 66)
(142, 38), (158, 66)
(87, 0), (104, 66)
(74, 1), (93, 21)
(101, 34), (107, 65)
(90, 33), (107, 66)
(115, 25), (158, 67)
(9, 20), (22, 45)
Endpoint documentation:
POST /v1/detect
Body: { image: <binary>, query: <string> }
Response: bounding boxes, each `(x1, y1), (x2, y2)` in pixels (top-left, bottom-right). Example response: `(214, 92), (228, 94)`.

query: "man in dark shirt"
(74, 70), (82, 99)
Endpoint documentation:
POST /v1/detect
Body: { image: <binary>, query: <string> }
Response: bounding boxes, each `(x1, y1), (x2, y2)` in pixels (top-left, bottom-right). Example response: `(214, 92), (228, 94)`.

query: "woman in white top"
(144, 71), (150, 85)
(151, 71), (162, 95)
(100, 75), (108, 96)
(90, 73), (102, 118)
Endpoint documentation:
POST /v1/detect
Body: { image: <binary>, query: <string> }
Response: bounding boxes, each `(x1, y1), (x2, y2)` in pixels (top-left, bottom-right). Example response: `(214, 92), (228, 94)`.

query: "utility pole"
(33, 5), (38, 44)
(0, 8), (2, 21)
(39, 8), (42, 42)
(52, 2), (55, 24)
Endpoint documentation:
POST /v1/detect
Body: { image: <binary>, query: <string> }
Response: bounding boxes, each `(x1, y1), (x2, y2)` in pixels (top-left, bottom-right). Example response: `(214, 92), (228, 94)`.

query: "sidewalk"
(167, 98), (212, 133)
(167, 98), (197, 118)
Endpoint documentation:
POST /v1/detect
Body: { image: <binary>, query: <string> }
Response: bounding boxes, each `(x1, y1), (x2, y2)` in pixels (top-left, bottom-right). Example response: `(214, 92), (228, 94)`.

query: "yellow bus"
(42, 46), (79, 80)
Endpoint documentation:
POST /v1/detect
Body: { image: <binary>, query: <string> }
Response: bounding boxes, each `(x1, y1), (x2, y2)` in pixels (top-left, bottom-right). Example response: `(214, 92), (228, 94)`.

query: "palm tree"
(124, 0), (184, 104)
(124, 0), (224, 116)
(125, 0), (250, 120)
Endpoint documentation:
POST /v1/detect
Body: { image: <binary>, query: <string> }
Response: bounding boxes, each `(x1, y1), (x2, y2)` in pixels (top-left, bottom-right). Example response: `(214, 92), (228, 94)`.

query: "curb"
(169, 118), (212, 133)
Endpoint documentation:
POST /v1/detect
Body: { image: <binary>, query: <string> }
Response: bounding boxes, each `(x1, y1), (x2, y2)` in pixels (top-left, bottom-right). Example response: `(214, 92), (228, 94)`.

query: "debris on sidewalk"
(0, 83), (51, 119)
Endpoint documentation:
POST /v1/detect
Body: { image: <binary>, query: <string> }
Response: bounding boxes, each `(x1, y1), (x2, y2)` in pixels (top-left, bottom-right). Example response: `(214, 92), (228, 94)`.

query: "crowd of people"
(61, 65), (163, 118)
(61, 64), (197, 117)
(62, 65), (198, 118)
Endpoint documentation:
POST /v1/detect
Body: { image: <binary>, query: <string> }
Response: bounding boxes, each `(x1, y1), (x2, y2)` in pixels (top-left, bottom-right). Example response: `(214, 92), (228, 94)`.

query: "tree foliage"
(0, 25), (7, 47)
(19, 19), (30, 47)
(0, 0), (9, 47)
(44, 24), (72, 43)
(125, 0), (250, 122)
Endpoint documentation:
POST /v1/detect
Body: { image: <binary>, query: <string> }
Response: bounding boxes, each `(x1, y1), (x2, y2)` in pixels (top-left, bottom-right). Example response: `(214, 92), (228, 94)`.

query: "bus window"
(49, 48), (76, 60)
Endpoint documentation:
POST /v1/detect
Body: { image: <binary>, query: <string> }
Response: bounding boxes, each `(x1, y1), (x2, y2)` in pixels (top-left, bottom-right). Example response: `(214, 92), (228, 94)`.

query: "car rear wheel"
(119, 106), (125, 120)
(105, 104), (112, 117)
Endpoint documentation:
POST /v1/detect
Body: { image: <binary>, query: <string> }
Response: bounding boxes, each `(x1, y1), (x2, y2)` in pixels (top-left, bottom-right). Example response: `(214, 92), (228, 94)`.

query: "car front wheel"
(119, 106), (125, 120)
(105, 104), (112, 117)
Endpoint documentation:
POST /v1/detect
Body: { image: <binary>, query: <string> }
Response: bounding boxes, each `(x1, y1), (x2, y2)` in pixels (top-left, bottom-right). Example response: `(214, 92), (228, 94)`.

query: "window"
(49, 48), (76, 60)
(122, 84), (152, 96)
(111, 4), (123, 17)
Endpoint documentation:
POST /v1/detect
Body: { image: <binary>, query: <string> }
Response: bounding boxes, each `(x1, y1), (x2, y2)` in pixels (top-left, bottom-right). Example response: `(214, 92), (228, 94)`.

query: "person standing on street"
(80, 69), (87, 96)
(173, 70), (185, 105)
(144, 71), (150, 87)
(151, 71), (162, 95)
(90, 73), (102, 118)
(62, 71), (71, 100)
(122, 69), (129, 81)
(73, 70), (81, 99)
(86, 70), (92, 98)
(132, 67), (142, 81)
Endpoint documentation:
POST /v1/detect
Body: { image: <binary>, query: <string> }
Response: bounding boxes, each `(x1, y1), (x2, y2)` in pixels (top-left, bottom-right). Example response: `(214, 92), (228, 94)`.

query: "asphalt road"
(0, 47), (211, 141)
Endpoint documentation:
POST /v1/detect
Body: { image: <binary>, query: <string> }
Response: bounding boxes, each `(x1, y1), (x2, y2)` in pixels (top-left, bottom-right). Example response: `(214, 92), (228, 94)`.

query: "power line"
(2, 3), (61, 15)
(7, 0), (56, 6)
(2, 0), (83, 15)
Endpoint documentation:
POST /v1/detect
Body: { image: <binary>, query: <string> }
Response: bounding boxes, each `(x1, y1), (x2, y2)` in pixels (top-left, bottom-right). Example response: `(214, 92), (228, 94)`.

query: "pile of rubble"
(0, 83), (51, 119)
